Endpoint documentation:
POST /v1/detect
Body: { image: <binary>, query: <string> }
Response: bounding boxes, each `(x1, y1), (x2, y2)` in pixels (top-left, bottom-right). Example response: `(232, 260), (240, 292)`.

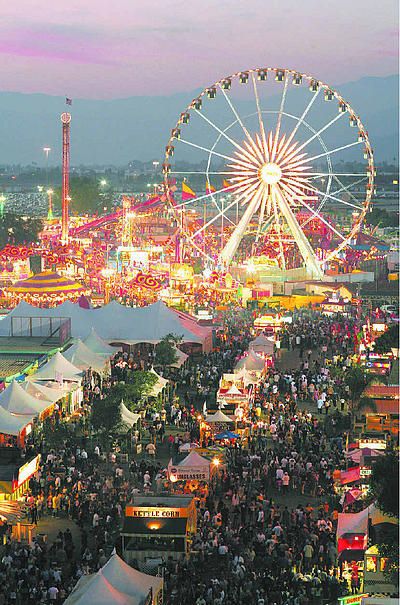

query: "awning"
(121, 517), (187, 536)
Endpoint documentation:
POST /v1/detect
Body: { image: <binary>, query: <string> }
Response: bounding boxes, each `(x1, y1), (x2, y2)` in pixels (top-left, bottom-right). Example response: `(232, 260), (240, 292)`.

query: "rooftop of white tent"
(0, 380), (50, 415)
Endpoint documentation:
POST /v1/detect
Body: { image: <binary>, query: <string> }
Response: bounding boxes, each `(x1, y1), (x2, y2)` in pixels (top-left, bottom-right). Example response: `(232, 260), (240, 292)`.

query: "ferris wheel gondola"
(163, 67), (375, 278)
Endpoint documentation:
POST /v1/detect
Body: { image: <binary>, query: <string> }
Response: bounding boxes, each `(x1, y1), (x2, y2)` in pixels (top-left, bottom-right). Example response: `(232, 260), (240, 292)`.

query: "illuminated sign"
(17, 455), (41, 487)
(360, 467), (372, 477)
(125, 506), (188, 518)
(359, 439), (386, 450)
(338, 594), (368, 605)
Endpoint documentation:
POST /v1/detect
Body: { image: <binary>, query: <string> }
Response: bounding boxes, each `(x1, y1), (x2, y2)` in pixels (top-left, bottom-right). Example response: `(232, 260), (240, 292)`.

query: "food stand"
(121, 495), (197, 567)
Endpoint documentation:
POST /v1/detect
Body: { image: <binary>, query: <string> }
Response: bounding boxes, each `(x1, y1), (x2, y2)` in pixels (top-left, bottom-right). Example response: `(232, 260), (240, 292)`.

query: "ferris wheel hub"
(259, 162), (282, 185)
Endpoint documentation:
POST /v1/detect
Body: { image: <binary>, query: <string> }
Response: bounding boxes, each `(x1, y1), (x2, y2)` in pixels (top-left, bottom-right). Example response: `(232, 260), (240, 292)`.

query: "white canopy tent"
(22, 380), (67, 404)
(64, 553), (162, 605)
(120, 401), (141, 428)
(149, 368), (168, 397)
(0, 380), (51, 416)
(249, 334), (275, 356)
(169, 450), (211, 481)
(32, 352), (83, 383)
(0, 405), (34, 436)
(234, 350), (266, 373)
(170, 347), (189, 368)
(205, 410), (234, 423)
(1, 300), (212, 350)
(63, 340), (108, 373)
(84, 328), (116, 358)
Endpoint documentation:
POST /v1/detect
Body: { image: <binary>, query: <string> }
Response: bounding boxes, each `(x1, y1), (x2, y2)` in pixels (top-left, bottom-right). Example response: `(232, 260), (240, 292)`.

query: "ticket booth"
(121, 495), (197, 569)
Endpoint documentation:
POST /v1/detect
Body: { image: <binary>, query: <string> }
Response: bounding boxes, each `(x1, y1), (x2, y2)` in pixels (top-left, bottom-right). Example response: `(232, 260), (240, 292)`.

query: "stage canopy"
(1, 300), (212, 350)
(0, 380), (51, 416)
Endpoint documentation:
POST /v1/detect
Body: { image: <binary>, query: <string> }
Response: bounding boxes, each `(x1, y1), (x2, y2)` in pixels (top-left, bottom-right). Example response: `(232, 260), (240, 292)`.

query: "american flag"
(66, 98), (72, 106)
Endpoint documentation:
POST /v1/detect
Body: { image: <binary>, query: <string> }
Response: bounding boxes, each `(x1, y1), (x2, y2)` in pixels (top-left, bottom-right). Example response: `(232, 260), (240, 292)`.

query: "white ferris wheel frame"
(163, 67), (375, 276)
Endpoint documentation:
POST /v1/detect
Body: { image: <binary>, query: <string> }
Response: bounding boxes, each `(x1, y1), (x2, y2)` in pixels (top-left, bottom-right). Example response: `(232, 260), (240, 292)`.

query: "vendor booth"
(0, 453), (40, 500)
(121, 495), (197, 568)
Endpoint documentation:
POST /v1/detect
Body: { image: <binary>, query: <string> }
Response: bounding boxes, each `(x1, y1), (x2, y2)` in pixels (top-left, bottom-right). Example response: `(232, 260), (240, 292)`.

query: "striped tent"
(6, 271), (89, 307)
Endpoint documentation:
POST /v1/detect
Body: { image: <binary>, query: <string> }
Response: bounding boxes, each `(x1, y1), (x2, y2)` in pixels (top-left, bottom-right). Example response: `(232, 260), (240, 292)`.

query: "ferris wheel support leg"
(273, 186), (323, 280)
(219, 189), (262, 266)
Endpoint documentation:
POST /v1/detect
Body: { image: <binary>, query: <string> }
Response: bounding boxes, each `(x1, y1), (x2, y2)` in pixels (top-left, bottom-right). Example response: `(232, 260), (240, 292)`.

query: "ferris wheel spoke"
(300, 172), (369, 178)
(307, 184), (364, 210)
(177, 138), (239, 164)
(280, 112), (345, 167)
(256, 188), (268, 241)
(271, 189), (286, 269)
(188, 181), (260, 240)
(275, 88), (321, 163)
(284, 140), (363, 171)
(271, 73), (289, 161)
(171, 171), (243, 176)
(331, 175), (368, 204)
(273, 184), (323, 279)
(279, 181), (347, 242)
(251, 73), (268, 158)
(219, 184), (264, 265)
(194, 109), (259, 164)
(175, 182), (247, 209)
(217, 84), (258, 150)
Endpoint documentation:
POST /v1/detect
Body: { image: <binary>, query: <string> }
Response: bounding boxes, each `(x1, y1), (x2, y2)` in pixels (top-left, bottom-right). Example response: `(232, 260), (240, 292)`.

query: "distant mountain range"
(0, 74), (398, 166)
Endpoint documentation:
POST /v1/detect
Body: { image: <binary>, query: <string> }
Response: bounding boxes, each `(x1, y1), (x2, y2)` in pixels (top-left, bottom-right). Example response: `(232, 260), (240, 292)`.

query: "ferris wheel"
(163, 67), (375, 279)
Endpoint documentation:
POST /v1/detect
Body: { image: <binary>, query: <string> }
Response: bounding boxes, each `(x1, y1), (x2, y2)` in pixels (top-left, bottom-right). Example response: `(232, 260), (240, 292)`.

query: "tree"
(369, 449), (399, 518)
(369, 449), (399, 586)
(373, 324), (399, 354)
(53, 176), (115, 214)
(91, 396), (122, 450)
(154, 334), (180, 369)
(0, 213), (43, 248)
(109, 372), (158, 409)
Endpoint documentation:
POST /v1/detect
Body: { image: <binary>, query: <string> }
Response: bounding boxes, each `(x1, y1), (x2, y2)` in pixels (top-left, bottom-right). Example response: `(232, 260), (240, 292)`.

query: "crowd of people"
(0, 306), (379, 604)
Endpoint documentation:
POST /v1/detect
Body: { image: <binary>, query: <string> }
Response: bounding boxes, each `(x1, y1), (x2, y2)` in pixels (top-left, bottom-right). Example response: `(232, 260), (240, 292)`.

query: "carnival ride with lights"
(163, 67), (375, 279)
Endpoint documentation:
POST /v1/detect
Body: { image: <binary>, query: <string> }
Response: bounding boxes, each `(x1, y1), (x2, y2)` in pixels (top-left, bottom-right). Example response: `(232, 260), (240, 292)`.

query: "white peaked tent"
(234, 350), (266, 373)
(23, 380), (67, 404)
(249, 334), (275, 356)
(226, 384), (243, 396)
(33, 351), (83, 382)
(83, 328), (116, 357)
(178, 450), (210, 469)
(0, 380), (51, 416)
(205, 410), (234, 423)
(0, 405), (34, 436)
(149, 368), (168, 397)
(171, 347), (189, 368)
(63, 340), (107, 373)
(120, 401), (141, 428)
(64, 553), (162, 605)
(169, 450), (211, 481)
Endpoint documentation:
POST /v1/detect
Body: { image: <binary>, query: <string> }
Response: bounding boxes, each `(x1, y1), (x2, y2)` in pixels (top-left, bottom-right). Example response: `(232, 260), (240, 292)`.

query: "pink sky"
(0, 0), (398, 98)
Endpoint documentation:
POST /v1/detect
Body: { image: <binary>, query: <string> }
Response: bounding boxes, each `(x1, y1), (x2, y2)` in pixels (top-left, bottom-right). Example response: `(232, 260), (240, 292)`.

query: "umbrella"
(214, 430), (240, 440)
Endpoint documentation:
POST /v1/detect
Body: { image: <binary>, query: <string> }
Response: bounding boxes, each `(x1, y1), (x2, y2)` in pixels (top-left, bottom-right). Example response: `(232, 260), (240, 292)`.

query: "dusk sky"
(0, 0), (398, 99)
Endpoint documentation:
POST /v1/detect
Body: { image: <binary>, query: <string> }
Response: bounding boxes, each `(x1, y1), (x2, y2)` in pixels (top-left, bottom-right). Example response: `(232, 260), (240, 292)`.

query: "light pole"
(0, 194), (5, 219)
(47, 189), (54, 220)
(43, 147), (51, 187)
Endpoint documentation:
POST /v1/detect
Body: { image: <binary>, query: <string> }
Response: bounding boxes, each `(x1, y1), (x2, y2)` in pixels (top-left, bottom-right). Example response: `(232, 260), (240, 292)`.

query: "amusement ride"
(163, 67), (375, 279)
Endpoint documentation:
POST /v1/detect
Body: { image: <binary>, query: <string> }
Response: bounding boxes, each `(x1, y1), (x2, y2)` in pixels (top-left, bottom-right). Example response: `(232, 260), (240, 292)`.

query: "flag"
(66, 98), (72, 106)
(206, 181), (216, 195)
(182, 182), (196, 201)
(223, 179), (232, 190)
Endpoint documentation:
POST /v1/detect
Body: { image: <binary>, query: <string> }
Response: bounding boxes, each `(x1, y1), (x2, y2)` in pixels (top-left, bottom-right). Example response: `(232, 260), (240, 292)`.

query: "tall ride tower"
(61, 112), (71, 244)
